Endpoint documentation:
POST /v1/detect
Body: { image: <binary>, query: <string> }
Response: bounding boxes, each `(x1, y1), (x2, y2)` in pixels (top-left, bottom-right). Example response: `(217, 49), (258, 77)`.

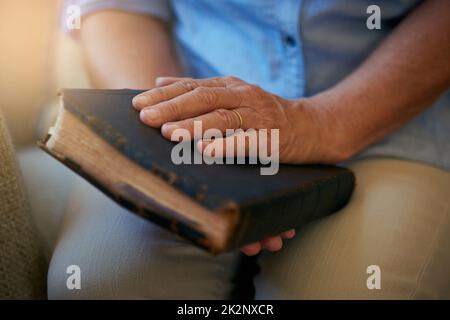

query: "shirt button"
(284, 34), (297, 47)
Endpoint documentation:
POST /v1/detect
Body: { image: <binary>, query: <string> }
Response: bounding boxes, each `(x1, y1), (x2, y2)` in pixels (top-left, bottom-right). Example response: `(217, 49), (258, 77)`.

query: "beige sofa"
(0, 33), (89, 298)
(0, 108), (47, 299)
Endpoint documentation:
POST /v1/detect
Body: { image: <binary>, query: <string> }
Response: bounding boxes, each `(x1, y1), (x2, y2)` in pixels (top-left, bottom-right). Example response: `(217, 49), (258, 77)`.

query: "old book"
(40, 89), (355, 254)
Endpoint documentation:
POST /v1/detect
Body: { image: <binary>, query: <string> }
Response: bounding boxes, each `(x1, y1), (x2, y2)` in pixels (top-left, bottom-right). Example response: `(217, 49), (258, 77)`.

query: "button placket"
(278, 0), (304, 98)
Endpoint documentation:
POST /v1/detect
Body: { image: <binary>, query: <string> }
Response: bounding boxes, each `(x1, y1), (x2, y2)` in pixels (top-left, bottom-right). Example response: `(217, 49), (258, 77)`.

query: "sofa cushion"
(0, 108), (46, 299)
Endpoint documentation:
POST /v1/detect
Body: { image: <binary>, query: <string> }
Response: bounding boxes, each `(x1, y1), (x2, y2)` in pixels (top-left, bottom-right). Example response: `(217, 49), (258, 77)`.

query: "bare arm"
(305, 0), (450, 161)
(80, 10), (181, 89)
(131, 0), (450, 165)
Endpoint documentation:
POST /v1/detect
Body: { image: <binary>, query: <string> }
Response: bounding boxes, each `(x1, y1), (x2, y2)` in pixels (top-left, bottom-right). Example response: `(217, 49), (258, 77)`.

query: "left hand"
(132, 76), (340, 255)
(240, 229), (297, 256)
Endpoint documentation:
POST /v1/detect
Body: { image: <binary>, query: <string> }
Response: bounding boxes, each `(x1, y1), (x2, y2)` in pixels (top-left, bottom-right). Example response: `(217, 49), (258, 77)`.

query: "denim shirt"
(65, 0), (450, 171)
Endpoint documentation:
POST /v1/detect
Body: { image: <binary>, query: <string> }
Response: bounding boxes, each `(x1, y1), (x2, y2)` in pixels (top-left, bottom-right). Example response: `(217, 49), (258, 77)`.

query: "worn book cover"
(39, 89), (355, 254)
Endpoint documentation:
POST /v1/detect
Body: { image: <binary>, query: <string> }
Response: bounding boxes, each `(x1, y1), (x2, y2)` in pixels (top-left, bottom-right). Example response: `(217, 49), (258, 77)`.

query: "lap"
(255, 158), (450, 299)
(47, 157), (450, 299)
(47, 176), (241, 299)
(18, 147), (76, 256)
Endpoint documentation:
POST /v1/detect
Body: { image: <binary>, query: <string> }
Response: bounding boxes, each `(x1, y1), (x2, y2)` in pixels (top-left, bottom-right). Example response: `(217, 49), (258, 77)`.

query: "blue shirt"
(66, 0), (450, 171)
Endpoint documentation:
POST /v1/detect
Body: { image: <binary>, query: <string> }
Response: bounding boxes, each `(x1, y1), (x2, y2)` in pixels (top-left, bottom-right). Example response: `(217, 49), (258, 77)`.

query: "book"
(39, 89), (355, 254)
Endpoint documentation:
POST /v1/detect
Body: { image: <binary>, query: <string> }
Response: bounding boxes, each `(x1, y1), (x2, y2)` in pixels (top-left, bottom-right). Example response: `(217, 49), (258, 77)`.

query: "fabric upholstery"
(0, 108), (46, 299)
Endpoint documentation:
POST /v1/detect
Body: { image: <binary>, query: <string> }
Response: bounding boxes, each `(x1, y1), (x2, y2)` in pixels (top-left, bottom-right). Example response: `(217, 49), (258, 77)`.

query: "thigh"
(47, 177), (241, 299)
(255, 158), (450, 299)
(18, 147), (77, 256)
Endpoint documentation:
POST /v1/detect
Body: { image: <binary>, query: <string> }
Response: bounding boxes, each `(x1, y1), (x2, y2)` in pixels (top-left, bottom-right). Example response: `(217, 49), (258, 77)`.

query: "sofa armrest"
(0, 107), (47, 299)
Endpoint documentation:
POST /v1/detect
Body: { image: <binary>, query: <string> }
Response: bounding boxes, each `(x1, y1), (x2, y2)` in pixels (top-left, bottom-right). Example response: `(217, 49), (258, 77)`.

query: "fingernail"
(285, 230), (296, 239)
(132, 95), (148, 107)
(161, 123), (179, 137)
(140, 109), (159, 123)
(162, 123), (179, 131)
(155, 77), (168, 86)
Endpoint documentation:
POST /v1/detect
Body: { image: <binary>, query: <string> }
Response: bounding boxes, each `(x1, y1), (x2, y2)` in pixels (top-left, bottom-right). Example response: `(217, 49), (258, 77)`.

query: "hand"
(132, 76), (344, 164)
(240, 229), (296, 256)
(132, 76), (343, 255)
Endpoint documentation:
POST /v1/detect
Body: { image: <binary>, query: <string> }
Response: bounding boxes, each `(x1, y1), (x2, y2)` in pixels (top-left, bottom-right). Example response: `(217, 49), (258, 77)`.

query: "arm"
(132, 0), (449, 164)
(304, 0), (450, 162)
(80, 10), (181, 89)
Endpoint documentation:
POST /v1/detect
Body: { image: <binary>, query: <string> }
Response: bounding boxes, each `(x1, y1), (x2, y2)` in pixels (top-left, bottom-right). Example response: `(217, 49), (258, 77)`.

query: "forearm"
(80, 11), (181, 89)
(299, 0), (450, 162)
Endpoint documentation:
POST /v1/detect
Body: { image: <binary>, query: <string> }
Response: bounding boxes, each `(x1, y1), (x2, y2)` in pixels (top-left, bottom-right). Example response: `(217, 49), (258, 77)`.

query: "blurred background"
(0, 0), (89, 146)
(0, 0), (92, 260)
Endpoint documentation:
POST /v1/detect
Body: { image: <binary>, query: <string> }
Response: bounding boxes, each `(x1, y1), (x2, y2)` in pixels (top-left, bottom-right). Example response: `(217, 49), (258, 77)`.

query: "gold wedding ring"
(231, 109), (243, 129)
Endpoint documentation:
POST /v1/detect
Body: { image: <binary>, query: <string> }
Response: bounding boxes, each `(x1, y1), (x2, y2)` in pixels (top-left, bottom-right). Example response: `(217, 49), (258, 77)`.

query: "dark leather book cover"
(40, 89), (355, 253)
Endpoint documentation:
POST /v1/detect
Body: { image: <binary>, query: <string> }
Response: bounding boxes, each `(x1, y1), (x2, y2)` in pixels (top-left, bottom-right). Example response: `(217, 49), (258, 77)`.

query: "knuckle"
(215, 109), (236, 127)
(209, 76), (223, 83)
(248, 84), (263, 94)
(177, 79), (199, 92)
(164, 101), (180, 117)
(194, 87), (217, 104)
(151, 87), (168, 101)
(224, 76), (242, 84)
(240, 84), (255, 94)
(239, 84), (264, 101)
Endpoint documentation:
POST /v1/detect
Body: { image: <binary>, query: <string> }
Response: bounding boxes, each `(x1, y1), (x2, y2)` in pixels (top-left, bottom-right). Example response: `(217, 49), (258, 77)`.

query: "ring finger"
(160, 107), (251, 140)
